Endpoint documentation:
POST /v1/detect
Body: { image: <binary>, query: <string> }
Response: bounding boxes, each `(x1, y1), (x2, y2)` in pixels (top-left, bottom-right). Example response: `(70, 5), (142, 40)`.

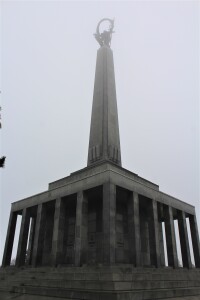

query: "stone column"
(32, 204), (46, 267)
(16, 208), (30, 267)
(42, 206), (55, 265)
(148, 199), (160, 267)
(26, 218), (36, 265)
(164, 206), (178, 268)
(140, 216), (150, 266)
(52, 198), (65, 266)
(2, 211), (17, 267)
(103, 182), (116, 264)
(74, 191), (88, 266)
(128, 192), (141, 266)
(158, 222), (165, 267)
(177, 210), (192, 268)
(189, 214), (200, 268)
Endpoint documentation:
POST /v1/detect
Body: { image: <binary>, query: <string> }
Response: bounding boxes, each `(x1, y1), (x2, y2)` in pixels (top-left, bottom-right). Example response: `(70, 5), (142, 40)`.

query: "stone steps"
(20, 279), (200, 290)
(13, 285), (200, 300)
(13, 268), (200, 282)
(17, 266), (198, 273)
(13, 274), (200, 281)
(0, 267), (200, 299)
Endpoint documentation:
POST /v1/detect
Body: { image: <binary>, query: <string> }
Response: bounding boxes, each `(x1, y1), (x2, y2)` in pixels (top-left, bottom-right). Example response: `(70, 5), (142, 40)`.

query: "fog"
(0, 1), (199, 263)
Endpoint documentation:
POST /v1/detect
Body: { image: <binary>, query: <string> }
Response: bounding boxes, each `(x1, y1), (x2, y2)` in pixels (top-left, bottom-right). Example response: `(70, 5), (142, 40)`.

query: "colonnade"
(2, 183), (200, 268)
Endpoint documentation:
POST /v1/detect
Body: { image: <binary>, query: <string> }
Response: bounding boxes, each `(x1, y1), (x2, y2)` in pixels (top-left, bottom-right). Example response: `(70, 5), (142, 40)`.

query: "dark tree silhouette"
(0, 106), (6, 167)
(0, 156), (6, 168)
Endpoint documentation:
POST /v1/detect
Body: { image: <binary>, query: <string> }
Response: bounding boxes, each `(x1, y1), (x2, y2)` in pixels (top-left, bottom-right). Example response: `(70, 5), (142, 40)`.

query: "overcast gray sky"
(0, 0), (199, 263)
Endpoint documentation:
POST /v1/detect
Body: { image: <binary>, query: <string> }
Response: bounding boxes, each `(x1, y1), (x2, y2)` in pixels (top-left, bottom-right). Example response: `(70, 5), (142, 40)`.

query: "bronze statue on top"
(94, 18), (114, 47)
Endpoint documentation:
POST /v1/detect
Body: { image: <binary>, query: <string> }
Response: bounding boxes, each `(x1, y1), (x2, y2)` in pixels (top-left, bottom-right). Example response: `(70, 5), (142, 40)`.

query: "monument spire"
(87, 19), (121, 167)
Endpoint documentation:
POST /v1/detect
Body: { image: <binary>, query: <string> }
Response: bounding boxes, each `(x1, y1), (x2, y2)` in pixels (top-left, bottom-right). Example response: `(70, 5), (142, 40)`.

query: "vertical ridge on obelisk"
(87, 19), (121, 167)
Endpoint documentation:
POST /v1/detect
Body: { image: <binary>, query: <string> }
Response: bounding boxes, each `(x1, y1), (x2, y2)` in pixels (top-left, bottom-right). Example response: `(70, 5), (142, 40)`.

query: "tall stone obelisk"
(87, 19), (121, 167)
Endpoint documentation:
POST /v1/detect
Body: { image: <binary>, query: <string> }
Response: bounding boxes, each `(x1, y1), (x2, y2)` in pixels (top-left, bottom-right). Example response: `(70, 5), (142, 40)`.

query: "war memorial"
(1, 19), (200, 300)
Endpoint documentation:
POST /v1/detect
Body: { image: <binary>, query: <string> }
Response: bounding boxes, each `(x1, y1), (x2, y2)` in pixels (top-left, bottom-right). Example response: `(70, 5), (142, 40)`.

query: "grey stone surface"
(149, 199), (160, 267)
(103, 182), (116, 264)
(140, 216), (151, 266)
(2, 212), (17, 267)
(158, 221), (165, 266)
(164, 297), (200, 300)
(26, 217), (36, 266)
(31, 204), (46, 266)
(128, 192), (141, 266)
(164, 205), (178, 268)
(74, 191), (88, 266)
(2, 19), (200, 300)
(0, 292), (72, 300)
(178, 210), (192, 268)
(16, 208), (30, 267)
(1, 266), (200, 299)
(52, 198), (65, 266)
(10, 162), (195, 214)
(190, 214), (200, 267)
(87, 46), (121, 167)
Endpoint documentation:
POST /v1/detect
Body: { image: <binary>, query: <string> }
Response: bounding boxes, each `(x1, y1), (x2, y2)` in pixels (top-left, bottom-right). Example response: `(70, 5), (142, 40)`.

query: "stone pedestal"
(2, 162), (199, 270)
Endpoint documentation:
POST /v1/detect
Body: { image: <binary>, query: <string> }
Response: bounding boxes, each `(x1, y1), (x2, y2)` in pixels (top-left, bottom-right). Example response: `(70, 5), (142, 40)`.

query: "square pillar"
(74, 191), (88, 266)
(26, 217), (36, 265)
(128, 191), (141, 266)
(2, 211), (17, 267)
(157, 203), (165, 267)
(189, 214), (200, 268)
(164, 206), (178, 268)
(103, 182), (116, 264)
(158, 222), (165, 267)
(42, 204), (55, 265)
(32, 204), (46, 267)
(148, 199), (160, 267)
(52, 198), (65, 266)
(177, 210), (192, 268)
(16, 208), (30, 267)
(140, 215), (150, 266)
